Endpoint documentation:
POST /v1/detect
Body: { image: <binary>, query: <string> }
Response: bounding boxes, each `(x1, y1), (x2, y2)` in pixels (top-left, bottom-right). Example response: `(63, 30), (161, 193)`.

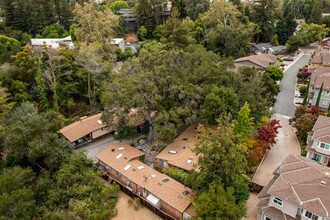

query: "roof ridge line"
(280, 166), (311, 174)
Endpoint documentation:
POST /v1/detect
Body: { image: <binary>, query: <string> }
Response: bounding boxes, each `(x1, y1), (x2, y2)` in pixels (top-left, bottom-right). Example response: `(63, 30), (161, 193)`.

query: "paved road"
(246, 52), (312, 219)
(272, 54), (311, 117)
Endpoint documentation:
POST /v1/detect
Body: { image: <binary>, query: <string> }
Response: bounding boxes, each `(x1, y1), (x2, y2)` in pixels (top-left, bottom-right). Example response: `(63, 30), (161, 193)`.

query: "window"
(116, 171), (122, 177)
(313, 154), (322, 162)
(265, 217), (273, 220)
(320, 142), (330, 150)
(323, 101), (328, 105)
(305, 211), (319, 220)
(326, 91), (330, 96)
(272, 197), (283, 206)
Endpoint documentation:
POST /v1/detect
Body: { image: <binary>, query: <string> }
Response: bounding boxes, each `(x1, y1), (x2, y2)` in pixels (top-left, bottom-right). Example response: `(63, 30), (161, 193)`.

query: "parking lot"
(78, 135), (118, 162)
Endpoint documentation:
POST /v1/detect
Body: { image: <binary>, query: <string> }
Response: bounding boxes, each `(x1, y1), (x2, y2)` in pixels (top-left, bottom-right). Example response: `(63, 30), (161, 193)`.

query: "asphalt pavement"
(78, 135), (118, 162)
(272, 53), (311, 117)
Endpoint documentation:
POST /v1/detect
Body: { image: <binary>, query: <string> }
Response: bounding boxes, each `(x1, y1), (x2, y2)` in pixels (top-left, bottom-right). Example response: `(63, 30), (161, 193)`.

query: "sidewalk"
(251, 114), (301, 186)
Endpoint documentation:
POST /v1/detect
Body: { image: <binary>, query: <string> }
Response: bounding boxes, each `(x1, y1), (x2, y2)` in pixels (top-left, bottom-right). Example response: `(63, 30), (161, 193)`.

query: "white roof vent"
(118, 147), (124, 150)
(320, 180), (326, 186)
(124, 165), (131, 170)
(151, 174), (156, 177)
(137, 166), (144, 169)
(97, 120), (102, 125)
(187, 159), (193, 164)
(169, 150), (177, 154)
(116, 153), (123, 159)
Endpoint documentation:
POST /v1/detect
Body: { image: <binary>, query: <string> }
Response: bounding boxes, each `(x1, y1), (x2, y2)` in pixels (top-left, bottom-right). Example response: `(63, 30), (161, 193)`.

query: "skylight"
(116, 153), (123, 159)
(169, 150), (177, 154)
(137, 166), (144, 169)
(118, 147), (124, 150)
(97, 120), (102, 125)
(124, 165), (131, 170)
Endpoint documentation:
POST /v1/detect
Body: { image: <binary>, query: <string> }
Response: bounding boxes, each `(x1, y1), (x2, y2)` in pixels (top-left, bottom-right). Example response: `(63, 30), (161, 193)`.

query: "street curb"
(284, 49), (305, 73)
(290, 125), (301, 155)
(251, 148), (269, 185)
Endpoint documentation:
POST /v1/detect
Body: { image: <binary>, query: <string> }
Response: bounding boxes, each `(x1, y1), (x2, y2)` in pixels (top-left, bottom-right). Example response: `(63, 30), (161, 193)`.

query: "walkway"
(252, 114), (301, 186)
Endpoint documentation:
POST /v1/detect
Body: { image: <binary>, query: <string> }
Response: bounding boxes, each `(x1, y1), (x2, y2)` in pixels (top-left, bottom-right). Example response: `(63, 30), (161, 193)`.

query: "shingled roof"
(234, 54), (279, 69)
(59, 114), (106, 142)
(156, 123), (216, 171)
(257, 154), (330, 218)
(97, 143), (195, 213)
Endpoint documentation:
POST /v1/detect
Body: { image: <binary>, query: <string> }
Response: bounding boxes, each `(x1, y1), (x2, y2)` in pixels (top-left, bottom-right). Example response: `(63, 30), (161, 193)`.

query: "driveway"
(78, 135), (118, 162)
(246, 49), (311, 219)
(252, 114), (301, 186)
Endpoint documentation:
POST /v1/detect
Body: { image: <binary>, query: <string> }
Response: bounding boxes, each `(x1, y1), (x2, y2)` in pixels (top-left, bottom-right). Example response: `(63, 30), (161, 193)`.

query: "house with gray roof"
(306, 115), (330, 166)
(257, 154), (330, 220)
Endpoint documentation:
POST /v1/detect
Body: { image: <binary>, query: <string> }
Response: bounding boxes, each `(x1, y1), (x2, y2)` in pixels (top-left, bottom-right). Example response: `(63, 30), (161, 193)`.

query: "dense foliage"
(0, 102), (119, 219)
(0, 0), (314, 218)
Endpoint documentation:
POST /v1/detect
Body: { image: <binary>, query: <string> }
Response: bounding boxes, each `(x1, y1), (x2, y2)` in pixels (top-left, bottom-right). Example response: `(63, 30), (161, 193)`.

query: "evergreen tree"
(315, 82), (324, 107)
(309, 0), (323, 24)
(233, 102), (255, 139)
(252, 0), (282, 42)
(285, 13), (297, 38)
(270, 34), (279, 46)
(54, 0), (73, 28)
(276, 18), (288, 45)
(135, 0), (163, 37)
(302, 81), (310, 106)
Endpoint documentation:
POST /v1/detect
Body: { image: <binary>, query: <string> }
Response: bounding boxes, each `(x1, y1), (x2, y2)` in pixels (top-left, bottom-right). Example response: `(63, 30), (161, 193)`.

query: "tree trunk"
(87, 72), (92, 105)
(53, 75), (58, 112)
(146, 110), (154, 145)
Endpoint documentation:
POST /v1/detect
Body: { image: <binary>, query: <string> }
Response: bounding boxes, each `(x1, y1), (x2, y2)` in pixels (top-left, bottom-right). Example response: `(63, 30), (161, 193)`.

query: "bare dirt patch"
(112, 191), (162, 220)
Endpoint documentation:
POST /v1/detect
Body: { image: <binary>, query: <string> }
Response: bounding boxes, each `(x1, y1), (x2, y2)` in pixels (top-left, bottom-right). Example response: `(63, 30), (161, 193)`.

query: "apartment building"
(96, 142), (196, 219)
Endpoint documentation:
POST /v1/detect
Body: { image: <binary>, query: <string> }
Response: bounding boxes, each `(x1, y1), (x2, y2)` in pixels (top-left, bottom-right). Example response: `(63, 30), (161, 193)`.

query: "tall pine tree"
(309, 0), (323, 24)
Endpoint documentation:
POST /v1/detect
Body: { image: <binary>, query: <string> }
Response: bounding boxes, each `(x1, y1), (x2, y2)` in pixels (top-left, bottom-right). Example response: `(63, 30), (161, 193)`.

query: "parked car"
(283, 56), (294, 61)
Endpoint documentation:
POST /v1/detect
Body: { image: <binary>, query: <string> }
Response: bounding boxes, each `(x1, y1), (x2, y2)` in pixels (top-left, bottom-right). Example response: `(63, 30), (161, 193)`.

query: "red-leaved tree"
(257, 119), (282, 150)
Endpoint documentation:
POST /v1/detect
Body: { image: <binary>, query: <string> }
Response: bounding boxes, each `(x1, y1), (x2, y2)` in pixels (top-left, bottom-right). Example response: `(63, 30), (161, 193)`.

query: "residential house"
(306, 115), (330, 166)
(30, 36), (74, 49)
(234, 54), (279, 71)
(251, 43), (287, 55)
(155, 124), (215, 172)
(257, 154), (330, 220)
(310, 50), (330, 69)
(97, 143), (196, 219)
(309, 67), (330, 108)
(116, 1), (171, 27)
(58, 109), (147, 146)
(251, 43), (273, 54)
(58, 113), (110, 146)
(111, 38), (125, 52)
(267, 46), (287, 55)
